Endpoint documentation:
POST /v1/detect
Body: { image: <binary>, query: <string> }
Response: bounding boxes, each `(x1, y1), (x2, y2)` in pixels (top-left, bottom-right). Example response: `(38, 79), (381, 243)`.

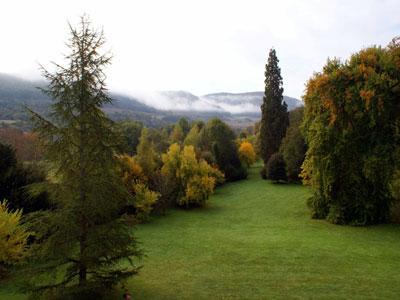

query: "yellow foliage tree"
(117, 155), (159, 222)
(0, 200), (30, 278)
(135, 128), (158, 179)
(238, 141), (256, 167)
(161, 144), (224, 207)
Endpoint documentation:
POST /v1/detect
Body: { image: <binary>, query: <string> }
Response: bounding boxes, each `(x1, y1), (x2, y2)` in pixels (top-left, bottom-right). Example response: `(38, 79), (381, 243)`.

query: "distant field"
(3, 165), (400, 299)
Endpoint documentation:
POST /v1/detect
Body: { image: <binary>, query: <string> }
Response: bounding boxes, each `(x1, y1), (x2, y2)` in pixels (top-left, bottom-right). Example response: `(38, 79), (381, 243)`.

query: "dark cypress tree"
(24, 17), (141, 298)
(259, 49), (289, 174)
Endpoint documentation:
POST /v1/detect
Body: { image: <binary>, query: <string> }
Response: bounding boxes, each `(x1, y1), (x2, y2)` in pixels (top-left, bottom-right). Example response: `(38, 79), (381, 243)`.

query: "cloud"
(0, 0), (399, 99)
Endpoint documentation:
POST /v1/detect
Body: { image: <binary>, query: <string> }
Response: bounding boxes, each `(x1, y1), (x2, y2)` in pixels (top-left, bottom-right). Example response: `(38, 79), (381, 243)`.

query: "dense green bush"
(390, 170), (400, 223)
(266, 153), (287, 183)
(280, 107), (306, 181)
(0, 142), (49, 213)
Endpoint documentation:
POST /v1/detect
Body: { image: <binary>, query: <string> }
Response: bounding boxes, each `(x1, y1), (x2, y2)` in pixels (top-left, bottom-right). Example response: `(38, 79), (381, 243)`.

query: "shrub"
(161, 144), (224, 208)
(0, 200), (30, 279)
(117, 154), (159, 222)
(266, 153), (287, 183)
(0, 143), (50, 213)
(390, 170), (400, 223)
(132, 183), (159, 222)
(280, 107), (306, 182)
(260, 165), (267, 180)
(238, 141), (256, 167)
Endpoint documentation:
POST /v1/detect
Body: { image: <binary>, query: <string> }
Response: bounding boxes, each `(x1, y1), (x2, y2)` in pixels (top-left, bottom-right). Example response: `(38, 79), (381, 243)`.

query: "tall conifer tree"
(259, 49), (289, 172)
(26, 17), (141, 298)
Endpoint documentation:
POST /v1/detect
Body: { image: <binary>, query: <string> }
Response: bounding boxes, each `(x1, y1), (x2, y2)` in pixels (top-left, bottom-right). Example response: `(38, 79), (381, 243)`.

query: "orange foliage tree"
(238, 141), (256, 167)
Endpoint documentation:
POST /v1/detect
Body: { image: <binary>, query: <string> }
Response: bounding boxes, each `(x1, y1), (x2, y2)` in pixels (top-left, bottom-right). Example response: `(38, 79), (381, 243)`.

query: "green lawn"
(3, 165), (400, 299)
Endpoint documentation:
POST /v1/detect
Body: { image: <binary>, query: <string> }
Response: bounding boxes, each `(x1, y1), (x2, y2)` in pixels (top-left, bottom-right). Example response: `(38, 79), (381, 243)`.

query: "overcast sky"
(1, 0), (399, 99)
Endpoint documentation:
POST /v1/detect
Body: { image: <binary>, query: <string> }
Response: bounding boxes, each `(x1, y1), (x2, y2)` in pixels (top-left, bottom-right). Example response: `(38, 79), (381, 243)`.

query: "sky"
(1, 0), (399, 99)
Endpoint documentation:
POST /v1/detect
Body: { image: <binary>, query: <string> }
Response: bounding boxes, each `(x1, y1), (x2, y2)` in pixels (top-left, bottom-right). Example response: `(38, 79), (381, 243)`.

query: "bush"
(0, 143), (50, 213)
(116, 154), (159, 222)
(238, 141), (256, 167)
(260, 165), (267, 180)
(390, 170), (400, 223)
(132, 183), (159, 222)
(266, 153), (287, 183)
(161, 144), (224, 208)
(0, 200), (30, 280)
(280, 107), (306, 182)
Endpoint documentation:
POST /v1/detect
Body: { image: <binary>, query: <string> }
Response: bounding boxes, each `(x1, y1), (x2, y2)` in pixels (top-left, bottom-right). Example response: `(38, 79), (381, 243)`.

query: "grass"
(3, 164), (400, 299)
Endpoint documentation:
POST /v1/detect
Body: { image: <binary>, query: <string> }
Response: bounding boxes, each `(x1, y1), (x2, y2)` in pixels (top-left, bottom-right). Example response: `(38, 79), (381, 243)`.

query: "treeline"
(258, 42), (400, 226)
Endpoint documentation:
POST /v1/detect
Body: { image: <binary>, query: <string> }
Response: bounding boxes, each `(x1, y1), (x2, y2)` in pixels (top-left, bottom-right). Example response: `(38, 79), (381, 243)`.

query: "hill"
(0, 73), (302, 130)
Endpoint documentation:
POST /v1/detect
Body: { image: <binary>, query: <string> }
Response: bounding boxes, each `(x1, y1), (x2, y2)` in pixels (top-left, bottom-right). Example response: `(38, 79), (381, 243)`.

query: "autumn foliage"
(117, 154), (159, 222)
(302, 38), (400, 224)
(0, 200), (30, 279)
(161, 144), (224, 207)
(238, 141), (256, 167)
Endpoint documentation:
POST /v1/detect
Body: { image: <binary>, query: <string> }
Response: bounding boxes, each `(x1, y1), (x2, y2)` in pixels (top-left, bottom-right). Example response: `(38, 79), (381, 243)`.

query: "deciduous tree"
(302, 38), (400, 224)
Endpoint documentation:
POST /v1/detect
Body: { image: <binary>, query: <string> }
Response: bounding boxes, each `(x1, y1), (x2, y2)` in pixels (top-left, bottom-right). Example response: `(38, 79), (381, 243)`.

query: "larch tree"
(259, 48), (289, 173)
(25, 17), (141, 298)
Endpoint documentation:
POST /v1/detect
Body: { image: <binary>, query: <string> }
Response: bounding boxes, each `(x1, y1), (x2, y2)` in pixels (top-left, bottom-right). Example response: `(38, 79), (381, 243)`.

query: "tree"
(280, 107), (306, 181)
(0, 142), (49, 213)
(119, 120), (143, 155)
(205, 118), (247, 181)
(184, 121), (204, 148)
(117, 154), (159, 222)
(266, 153), (287, 183)
(259, 49), (289, 173)
(302, 38), (400, 225)
(169, 123), (185, 144)
(178, 117), (190, 136)
(161, 144), (224, 207)
(0, 200), (30, 280)
(26, 17), (141, 297)
(238, 141), (256, 167)
(135, 128), (158, 179)
(0, 127), (43, 161)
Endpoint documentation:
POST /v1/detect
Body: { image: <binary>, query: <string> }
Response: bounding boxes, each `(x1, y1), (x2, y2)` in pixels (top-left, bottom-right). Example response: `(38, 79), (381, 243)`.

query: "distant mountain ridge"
(0, 73), (303, 129)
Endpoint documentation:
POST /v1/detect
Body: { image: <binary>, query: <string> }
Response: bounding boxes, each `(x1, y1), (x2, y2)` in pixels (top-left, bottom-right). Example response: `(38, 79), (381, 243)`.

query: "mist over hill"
(0, 73), (302, 129)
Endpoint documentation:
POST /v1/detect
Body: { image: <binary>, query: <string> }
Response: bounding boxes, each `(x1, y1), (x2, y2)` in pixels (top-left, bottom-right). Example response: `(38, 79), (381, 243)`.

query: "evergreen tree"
(25, 17), (141, 298)
(259, 48), (289, 172)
